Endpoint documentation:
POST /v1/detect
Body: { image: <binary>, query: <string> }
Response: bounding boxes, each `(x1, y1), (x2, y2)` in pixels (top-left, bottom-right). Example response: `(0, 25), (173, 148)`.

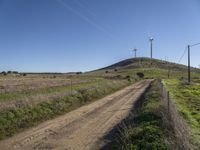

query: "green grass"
(111, 81), (169, 150)
(163, 79), (200, 148)
(0, 79), (131, 140)
(94, 67), (200, 81)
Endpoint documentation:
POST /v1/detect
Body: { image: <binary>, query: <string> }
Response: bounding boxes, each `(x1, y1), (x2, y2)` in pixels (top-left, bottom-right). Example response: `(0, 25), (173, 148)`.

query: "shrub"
(76, 72), (82, 75)
(114, 69), (118, 72)
(22, 73), (27, 76)
(105, 70), (109, 74)
(125, 75), (131, 81)
(13, 71), (18, 74)
(136, 72), (144, 78)
(1, 71), (7, 76)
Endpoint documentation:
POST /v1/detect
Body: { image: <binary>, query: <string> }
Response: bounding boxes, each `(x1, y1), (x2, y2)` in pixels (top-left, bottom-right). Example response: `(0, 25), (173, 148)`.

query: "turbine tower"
(133, 48), (137, 58)
(149, 37), (154, 59)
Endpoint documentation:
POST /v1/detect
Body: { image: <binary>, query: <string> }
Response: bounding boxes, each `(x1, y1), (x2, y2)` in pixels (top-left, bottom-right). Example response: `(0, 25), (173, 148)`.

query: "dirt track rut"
(0, 79), (153, 150)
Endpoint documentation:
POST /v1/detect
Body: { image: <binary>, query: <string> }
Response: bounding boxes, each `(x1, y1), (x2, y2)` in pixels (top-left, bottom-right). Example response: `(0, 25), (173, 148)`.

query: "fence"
(160, 81), (193, 150)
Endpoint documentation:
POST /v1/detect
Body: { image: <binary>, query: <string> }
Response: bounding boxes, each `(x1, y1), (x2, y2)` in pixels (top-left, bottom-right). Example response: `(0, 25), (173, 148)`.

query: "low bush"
(136, 72), (144, 78)
(1, 71), (7, 76)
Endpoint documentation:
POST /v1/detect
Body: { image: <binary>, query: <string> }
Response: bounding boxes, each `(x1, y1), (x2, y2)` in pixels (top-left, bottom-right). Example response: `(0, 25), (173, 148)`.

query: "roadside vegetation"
(163, 79), (200, 148)
(110, 80), (177, 150)
(0, 78), (131, 140)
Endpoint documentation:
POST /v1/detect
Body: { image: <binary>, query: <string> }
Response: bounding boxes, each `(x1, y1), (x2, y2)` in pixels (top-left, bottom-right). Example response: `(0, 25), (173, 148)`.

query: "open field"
(0, 80), (152, 150)
(0, 74), (132, 140)
(0, 57), (200, 149)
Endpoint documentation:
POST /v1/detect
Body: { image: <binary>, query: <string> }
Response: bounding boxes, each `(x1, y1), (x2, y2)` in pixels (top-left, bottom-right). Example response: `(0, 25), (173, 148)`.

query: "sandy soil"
(0, 79), (152, 150)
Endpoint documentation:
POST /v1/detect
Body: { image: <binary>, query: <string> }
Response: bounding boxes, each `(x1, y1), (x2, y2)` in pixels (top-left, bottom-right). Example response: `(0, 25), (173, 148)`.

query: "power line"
(187, 42), (200, 83)
(178, 46), (187, 63)
(190, 42), (200, 47)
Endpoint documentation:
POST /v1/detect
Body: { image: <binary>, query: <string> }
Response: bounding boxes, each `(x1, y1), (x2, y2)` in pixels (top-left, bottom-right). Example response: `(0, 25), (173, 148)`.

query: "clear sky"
(0, 0), (200, 72)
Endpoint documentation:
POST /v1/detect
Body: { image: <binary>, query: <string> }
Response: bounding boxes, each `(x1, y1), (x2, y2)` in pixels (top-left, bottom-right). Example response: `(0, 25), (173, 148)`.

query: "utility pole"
(166, 58), (170, 79)
(70, 79), (73, 95)
(188, 45), (191, 83)
(185, 41), (200, 83)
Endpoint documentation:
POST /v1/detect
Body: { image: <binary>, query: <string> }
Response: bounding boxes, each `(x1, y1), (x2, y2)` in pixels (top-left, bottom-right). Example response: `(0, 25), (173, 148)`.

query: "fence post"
(167, 91), (170, 113)
(70, 79), (72, 95)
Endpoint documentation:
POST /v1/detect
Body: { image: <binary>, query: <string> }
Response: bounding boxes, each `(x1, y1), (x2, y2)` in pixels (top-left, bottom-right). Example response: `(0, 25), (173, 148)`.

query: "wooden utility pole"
(188, 45), (191, 83)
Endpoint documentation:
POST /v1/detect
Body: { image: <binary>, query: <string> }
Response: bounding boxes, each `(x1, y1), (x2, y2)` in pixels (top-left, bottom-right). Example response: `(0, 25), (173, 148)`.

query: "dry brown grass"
(0, 76), (90, 93)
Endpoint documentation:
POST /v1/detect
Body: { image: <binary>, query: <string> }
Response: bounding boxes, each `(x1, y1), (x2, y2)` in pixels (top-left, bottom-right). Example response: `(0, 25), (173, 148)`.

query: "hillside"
(101, 57), (199, 72)
(87, 57), (200, 81)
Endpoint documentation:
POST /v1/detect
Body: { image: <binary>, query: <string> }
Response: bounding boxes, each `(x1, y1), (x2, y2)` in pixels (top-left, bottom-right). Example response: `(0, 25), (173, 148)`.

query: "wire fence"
(160, 82), (193, 150)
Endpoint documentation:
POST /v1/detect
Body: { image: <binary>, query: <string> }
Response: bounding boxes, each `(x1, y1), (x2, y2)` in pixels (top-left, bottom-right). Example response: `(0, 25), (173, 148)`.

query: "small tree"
(114, 69), (118, 72)
(105, 70), (109, 74)
(76, 72), (82, 75)
(1, 71), (7, 76)
(125, 75), (131, 81)
(22, 73), (27, 76)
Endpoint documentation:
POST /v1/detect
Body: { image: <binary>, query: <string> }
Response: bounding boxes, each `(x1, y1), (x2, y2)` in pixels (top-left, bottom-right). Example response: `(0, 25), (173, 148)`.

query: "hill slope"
(88, 57), (200, 80)
(101, 57), (199, 72)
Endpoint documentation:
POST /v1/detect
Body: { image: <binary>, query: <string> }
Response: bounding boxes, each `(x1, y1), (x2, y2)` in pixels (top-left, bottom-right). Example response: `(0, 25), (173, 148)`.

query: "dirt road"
(0, 79), (153, 150)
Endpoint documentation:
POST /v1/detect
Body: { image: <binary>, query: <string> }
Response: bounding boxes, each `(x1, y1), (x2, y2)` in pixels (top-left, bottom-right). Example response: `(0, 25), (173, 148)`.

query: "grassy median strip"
(0, 79), (131, 140)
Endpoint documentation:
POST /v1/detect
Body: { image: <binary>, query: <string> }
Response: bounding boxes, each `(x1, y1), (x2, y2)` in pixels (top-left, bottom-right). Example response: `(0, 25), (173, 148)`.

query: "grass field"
(163, 79), (200, 148)
(0, 74), (132, 140)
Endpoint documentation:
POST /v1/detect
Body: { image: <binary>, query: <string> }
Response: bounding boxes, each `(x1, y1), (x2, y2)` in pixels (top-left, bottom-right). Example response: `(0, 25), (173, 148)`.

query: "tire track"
(0, 80), (153, 150)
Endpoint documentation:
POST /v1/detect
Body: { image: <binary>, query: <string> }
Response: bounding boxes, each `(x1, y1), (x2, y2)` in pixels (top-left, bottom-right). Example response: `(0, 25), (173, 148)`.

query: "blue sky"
(0, 0), (200, 72)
